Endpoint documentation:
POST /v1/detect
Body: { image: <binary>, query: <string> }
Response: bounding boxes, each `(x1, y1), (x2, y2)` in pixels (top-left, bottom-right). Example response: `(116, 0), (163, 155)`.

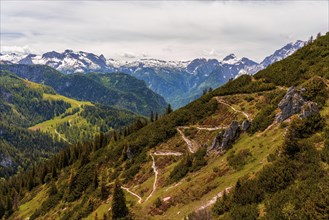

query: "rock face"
(0, 155), (13, 168)
(299, 101), (319, 119)
(126, 146), (133, 159)
(276, 87), (306, 122)
(209, 121), (242, 152)
(276, 86), (320, 122)
(209, 131), (224, 151)
(221, 121), (240, 150)
(241, 120), (251, 131)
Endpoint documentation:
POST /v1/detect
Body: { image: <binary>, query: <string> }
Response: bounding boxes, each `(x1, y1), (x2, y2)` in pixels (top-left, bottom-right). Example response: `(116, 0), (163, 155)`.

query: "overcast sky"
(1, 0), (328, 62)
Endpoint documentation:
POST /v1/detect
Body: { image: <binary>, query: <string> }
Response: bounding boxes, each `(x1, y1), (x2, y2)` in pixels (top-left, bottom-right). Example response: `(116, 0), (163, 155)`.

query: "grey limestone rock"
(241, 120), (251, 131)
(208, 121), (241, 152)
(209, 130), (224, 152)
(126, 146), (133, 159)
(220, 121), (240, 151)
(276, 86), (306, 122)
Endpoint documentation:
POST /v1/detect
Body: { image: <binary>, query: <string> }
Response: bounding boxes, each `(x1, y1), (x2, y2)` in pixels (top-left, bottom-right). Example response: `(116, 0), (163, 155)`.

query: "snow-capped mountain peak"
(222, 53), (239, 64)
(261, 40), (305, 68)
(0, 39), (306, 79)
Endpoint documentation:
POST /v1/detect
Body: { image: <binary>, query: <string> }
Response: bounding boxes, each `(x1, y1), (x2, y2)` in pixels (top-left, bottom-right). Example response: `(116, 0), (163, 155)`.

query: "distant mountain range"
(0, 40), (305, 108)
(0, 65), (167, 116)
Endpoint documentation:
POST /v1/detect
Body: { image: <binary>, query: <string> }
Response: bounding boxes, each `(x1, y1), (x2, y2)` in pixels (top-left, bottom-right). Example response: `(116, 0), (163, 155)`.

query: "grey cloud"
(1, 1), (328, 61)
(1, 32), (26, 39)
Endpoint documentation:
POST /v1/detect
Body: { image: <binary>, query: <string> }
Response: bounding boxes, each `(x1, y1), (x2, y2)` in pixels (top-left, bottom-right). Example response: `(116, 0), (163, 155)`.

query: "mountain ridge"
(0, 64), (168, 116)
(0, 33), (327, 220)
(1, 40), (306, 108)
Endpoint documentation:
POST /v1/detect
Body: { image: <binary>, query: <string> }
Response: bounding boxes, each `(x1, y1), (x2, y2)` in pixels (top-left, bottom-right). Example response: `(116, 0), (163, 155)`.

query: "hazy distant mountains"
(0, 40), (305, 108)
(0, 64), (167, 116)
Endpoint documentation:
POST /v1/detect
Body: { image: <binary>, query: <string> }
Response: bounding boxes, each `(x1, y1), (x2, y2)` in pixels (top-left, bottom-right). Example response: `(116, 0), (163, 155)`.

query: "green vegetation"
(0, 33), (328, 219)
(0, 72), (69, 177)
(0, 64), (168, 116)
(0, 71), (141, 177)
(0, 71), (70, 127)
(300, 76), (328, 108)
(212, 112), (328, 219)
(227, 149), (252, 170)
(254, 34), (329, 85)
(111, 180), (130, 219)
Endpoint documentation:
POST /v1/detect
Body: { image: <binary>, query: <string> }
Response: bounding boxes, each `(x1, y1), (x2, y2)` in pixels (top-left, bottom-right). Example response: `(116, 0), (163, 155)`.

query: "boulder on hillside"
(209, 130), (224, 152)
(299, 101), (319, 119)
(0, 155), (13, 168)
(241, 120), (251, 131)
(208, 121), (241, 152)
(126, 146), (133, 159)
(221, 121), (240, 150)
(276, 86), (306, 122)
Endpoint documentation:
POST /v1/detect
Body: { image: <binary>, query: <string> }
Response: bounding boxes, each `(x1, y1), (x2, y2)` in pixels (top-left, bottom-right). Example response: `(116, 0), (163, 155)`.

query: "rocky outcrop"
(276, 87), (306, 122)
(276, 86), (320, 122)
(209, 131), (224, 151)
(0, 155), (13, 168)
(209, 121), (242, 152)
(241, 120), (251, 131)
(126, 146), (133, 159)
(221, 121), (240, 150)
(299, 101), (319, 119)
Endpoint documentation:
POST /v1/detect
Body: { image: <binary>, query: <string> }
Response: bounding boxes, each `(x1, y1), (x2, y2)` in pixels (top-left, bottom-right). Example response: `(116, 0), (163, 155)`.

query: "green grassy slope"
(1, 33), (328, 219)
(0, 64), (168, 116)
(0, 72), (138, 178)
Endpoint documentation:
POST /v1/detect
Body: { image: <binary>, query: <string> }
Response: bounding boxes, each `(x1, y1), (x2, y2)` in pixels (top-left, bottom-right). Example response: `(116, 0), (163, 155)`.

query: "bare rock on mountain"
(0, 155), (13, 168)
(221, 121), (240, 150)
(209, 130), (224, 152)
(276, 86), (320, 122)
(209, 121), (242, 152)
(276, 87), (306, 122)
(126, 146), (133, 159)
(241, 120), (251, 131)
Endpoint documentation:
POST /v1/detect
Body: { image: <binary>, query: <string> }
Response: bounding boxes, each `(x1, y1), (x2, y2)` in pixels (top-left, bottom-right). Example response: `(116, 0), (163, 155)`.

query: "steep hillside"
(0, 72), (69, 177)
(0, 34), (327, 219)
(0, 72), (138, 177)
(0, 64), (167, 116)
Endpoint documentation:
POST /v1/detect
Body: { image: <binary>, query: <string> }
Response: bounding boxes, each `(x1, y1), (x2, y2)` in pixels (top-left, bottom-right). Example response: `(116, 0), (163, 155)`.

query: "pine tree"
(0, 199), (5, 219)
(166, 104), (173, 114)
(49, 181), (58, 196)
(111, 180), (129, 219)
(150, 111), (154, 122)
(155, 112), (159, 121)
(93, 169), (99, 189)
(51, 166), (57, 179)
(5, 196), (13, 217)
(100, 177), (109, 200)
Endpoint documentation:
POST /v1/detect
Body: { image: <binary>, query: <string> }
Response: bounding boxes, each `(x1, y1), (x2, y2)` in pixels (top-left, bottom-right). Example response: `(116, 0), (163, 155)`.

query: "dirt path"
(165, 182), (182, 192)
(198, 192), (223, 210)
(121, 150), (184, 204)
(195, 126), (226, 131)
(145, 154), (158, 202)
(216, 97), (250, 120)
(153, 151), (183, 156)
(55, 129), (72, 144)
(198, 187), (232, 210)
(177, 127), (195, 153)
(121, 186), (143, 204)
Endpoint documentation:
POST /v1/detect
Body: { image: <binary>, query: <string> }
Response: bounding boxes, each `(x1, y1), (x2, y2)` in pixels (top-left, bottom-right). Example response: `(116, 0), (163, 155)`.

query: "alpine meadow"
(0, 1), (328, 220)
